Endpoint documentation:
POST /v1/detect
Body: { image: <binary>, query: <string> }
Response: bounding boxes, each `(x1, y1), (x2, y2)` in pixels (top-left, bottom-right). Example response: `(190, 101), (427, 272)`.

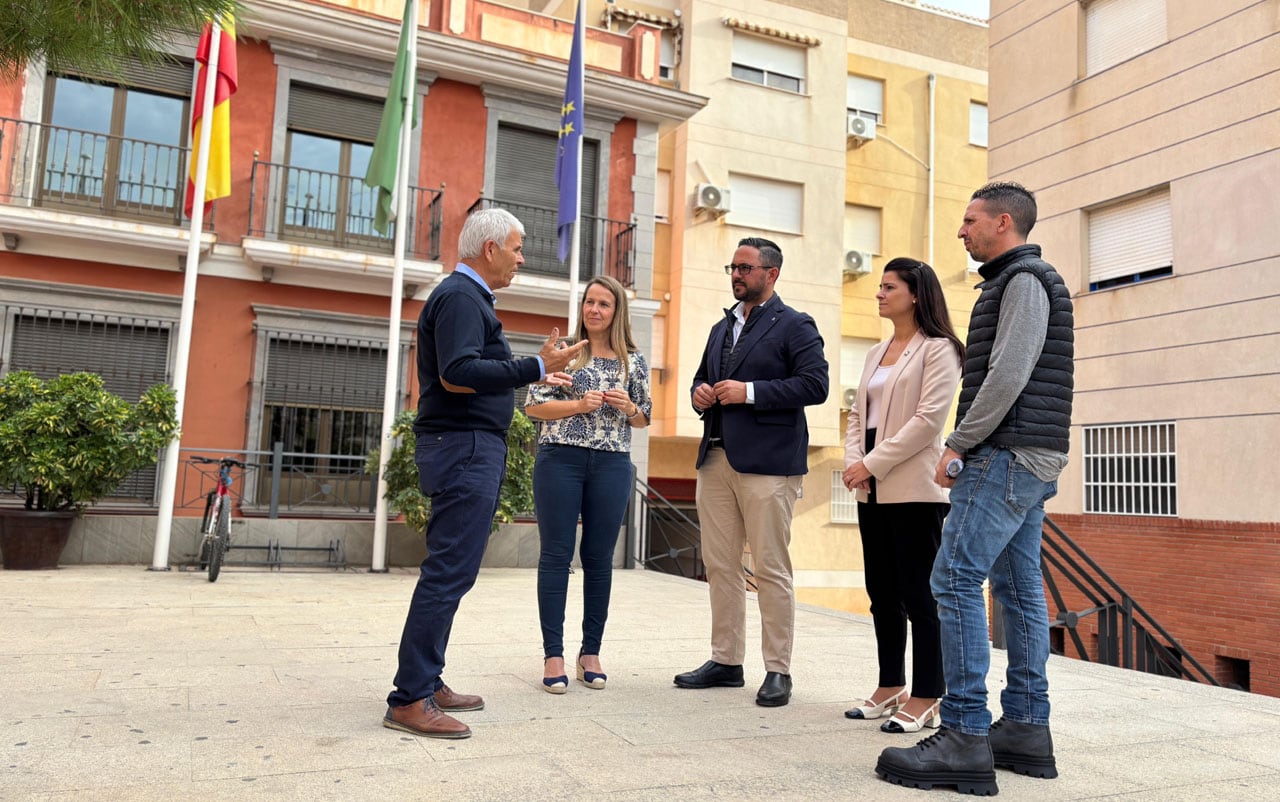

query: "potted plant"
(368, 407), (536, 536)
(0, 370), (179, 569)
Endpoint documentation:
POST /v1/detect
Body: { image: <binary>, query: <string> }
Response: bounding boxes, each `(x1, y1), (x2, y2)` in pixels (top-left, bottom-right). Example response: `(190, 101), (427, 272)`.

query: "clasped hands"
(577, 388), (635, 415)
(692, 380), (748, 411)
(842, 460), (872, 492)
(536, 327), (587, 387)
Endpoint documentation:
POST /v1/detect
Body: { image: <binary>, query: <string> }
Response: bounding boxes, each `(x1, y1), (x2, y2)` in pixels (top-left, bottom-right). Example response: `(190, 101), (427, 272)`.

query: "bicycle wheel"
(198, 492), (216, 569)
(207, 499), (231, 582)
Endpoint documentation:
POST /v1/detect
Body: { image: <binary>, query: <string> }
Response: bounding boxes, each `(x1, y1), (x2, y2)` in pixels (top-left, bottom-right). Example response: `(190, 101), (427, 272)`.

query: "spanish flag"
(185, 20), (238, 217)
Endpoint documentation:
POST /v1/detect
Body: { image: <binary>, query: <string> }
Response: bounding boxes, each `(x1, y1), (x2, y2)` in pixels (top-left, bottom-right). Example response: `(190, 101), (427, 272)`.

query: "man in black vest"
(877, 183), (1073, 795)
(673, 236), (829, 708)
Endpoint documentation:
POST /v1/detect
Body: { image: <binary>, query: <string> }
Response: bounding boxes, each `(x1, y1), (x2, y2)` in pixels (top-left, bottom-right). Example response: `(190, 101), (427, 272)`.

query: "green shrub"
(368, 408), (536, 534)
(0, 371), (179, 511)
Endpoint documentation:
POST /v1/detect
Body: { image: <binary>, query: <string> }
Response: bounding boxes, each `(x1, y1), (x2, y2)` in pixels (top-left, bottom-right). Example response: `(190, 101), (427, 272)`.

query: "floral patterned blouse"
(526, 351), (652, 453)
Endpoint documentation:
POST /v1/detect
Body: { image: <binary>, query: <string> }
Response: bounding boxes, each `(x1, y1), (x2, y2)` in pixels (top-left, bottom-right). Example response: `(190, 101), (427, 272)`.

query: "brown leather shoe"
(382, 697), (472, 739)
(434, 684), (484, 712)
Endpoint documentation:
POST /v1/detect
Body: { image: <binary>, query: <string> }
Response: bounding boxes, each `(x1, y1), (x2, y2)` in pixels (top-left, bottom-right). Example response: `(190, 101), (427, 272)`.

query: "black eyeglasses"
(724, 263), (765, 275)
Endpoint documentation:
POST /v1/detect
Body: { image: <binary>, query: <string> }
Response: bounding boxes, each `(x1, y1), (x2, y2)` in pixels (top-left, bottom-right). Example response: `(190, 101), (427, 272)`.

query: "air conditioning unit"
(841, 385), (858, 410)
(843, 249), (873, 279)
(847, 112), (877, 145)
(694, 182), (731, 216)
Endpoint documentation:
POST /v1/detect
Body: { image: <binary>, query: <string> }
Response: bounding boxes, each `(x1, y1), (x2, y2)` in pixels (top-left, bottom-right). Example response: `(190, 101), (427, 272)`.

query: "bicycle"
(192, 455), (246, 582)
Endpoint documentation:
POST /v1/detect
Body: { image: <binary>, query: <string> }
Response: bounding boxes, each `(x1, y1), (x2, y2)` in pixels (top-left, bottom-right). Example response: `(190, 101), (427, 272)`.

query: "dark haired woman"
(842, 258), (964, 733)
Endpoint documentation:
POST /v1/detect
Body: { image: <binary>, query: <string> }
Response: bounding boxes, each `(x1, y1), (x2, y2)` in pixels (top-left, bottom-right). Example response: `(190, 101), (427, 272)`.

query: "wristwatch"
(945, 457), (965, 479)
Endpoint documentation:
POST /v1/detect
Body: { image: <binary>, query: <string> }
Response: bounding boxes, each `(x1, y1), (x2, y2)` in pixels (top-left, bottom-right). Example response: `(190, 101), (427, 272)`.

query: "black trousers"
(857, 427), (947, 697)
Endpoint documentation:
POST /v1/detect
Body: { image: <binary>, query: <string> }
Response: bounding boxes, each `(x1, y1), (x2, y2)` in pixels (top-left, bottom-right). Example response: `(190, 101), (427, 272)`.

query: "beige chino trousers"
(695, 447), (801, 674)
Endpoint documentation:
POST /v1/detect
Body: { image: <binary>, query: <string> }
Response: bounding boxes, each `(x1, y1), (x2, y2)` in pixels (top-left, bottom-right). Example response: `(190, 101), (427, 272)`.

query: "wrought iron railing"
(179, 445), (380, 518)
(247, 158), (443, 261)
(0, 117), (209, 226)
(1010, 515), (1220, 686)
(468, 197), (636, 287)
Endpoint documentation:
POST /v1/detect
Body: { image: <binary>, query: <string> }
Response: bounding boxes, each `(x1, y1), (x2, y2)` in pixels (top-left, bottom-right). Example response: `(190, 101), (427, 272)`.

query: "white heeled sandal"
(844, 688), (908, 720)
(880, 701), (941, 733)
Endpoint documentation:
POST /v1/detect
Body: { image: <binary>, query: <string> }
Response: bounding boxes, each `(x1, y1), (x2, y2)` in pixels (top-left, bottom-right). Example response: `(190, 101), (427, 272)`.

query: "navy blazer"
(691, 294), (829, 476)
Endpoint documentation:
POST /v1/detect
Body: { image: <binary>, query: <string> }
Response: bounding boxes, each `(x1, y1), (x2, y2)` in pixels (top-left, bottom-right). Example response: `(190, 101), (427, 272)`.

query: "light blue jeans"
(931, 445), (1057, 736)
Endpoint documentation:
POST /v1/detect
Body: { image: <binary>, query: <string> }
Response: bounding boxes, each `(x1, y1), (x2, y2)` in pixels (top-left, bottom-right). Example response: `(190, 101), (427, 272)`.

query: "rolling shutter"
(1085, 0), (1167, 75)
(288, 84), (383, 142)
(1088, 190), (1172, 284)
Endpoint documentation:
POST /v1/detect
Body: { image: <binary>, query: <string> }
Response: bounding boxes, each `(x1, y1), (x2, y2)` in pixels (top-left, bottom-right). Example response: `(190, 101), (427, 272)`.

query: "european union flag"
(555, 0), (585, 262)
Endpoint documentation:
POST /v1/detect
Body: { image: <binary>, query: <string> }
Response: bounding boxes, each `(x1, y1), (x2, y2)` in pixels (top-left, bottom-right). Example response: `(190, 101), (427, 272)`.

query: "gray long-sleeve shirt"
(946, 272), (1069, 482)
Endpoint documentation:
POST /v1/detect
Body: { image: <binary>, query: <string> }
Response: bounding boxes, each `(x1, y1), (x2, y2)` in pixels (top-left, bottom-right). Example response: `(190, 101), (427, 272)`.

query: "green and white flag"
(365, 1), (418, 236)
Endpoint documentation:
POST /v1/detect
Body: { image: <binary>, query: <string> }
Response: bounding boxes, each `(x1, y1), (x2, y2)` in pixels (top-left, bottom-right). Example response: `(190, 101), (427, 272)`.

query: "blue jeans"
(388, 430), (506, 707)
(534, 444), (633, 659)
(930, 445), (1057, 736)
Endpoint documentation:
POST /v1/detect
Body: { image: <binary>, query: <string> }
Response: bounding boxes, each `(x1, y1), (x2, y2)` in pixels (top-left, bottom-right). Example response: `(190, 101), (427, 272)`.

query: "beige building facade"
(640, 0), (989, 615)
(987, 0), (1280, 694)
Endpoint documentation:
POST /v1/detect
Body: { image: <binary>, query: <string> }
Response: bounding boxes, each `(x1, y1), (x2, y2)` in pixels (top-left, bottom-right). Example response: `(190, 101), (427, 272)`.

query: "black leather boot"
(989, 717), (1058, 779)
(876, 727), (999, 795)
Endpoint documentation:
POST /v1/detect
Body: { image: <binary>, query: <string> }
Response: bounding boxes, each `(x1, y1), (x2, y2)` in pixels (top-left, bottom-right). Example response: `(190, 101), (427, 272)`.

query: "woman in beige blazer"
(842, 258), (964, 734)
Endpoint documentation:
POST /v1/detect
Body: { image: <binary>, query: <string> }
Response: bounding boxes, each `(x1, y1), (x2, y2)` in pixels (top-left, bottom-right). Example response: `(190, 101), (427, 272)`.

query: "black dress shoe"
(989, 717), (1058, 779)
(876, 727), (998, 796)
(756, 671), (792, 707)
(673, 660), (745, 689)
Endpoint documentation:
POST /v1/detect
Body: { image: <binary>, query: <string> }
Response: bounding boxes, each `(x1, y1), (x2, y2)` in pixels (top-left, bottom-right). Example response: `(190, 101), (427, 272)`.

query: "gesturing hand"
(539, 327), (588, 374)
(538, 371), (573, 388)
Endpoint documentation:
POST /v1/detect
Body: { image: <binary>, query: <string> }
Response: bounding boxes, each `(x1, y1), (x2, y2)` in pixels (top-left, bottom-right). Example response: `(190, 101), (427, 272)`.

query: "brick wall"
(1044, 514), (1280, 698)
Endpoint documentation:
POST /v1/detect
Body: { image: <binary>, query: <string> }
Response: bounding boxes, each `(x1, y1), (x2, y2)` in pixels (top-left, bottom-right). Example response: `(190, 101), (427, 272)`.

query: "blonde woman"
(526, 276), (651, 693)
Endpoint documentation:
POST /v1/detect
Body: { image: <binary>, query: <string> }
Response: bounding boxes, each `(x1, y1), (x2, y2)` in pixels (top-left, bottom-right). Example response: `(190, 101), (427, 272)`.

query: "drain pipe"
(928, 72), (936, 266)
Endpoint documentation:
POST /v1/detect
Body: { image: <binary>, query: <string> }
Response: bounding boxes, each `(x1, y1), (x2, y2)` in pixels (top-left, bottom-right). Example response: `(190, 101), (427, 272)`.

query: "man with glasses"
(673, 236), (829, 707)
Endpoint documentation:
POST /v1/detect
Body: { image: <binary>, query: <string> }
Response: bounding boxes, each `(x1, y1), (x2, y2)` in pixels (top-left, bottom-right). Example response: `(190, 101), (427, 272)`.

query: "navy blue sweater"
(414, 271), (541, 435)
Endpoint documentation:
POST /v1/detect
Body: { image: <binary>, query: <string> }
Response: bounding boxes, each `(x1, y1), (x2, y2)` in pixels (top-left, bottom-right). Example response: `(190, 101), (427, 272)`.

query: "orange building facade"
(0, 0), (704, 566)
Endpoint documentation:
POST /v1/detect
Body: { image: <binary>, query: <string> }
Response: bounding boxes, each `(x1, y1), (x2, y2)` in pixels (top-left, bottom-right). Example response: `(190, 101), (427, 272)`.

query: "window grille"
(1, 306), (172, 504)
(1083, 422), (1177, 516)
(260, 333), (391, 475)
(830, 470), (858, 524)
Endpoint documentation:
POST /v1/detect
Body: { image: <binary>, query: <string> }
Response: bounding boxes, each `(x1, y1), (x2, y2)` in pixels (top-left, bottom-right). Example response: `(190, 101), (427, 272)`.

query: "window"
(969, 102), (988, 147)
(284, 84), (386, 248)
(493, 123), (600, 278)
(0, 280), (178, 505)
(727, 173), (803, 233)
(41, 58), (191, 221)
(1083, 422), (1177, 516)
(1088, 189), (1172, 290)
(840, 337), (876, 406)
(659, 31), (676, 81)
(830, 471), (857, 523)
(844, 204), (882, 255)
(731, 35), (806, 94)
(1085, 0), (1167, 75)
(248, 306), (411, 513)
(847, 75), (884, 123)
(655, 169), (672, 222)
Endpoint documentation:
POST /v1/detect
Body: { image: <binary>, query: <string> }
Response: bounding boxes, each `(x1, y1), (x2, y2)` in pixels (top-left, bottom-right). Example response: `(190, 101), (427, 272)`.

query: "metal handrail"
(628, 476), (757, 592)
(247, 158), (444, 260)
(1035, 515), (1219, 686)
(468, 197), (636, 287)
(0, 116), (211, 226)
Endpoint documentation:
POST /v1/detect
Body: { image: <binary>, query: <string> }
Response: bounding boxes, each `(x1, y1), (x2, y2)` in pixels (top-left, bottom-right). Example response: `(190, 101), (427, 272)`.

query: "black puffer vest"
(956, 244), (1074, 453)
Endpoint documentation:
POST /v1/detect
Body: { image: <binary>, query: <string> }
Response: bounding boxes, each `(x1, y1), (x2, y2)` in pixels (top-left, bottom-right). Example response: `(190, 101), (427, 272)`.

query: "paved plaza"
(2, 565), (1278, 800)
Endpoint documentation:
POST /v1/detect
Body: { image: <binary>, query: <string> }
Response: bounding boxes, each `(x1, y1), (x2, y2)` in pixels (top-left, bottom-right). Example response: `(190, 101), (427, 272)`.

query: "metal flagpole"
(151, 21), (223, 571)
(371, 0), (419, 573)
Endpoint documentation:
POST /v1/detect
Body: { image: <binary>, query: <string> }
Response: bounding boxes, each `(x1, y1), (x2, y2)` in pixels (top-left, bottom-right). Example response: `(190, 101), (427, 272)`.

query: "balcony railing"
(248, 158), (443, 261)
(468, 197), (636, 287)
(0, 117), (206, 226)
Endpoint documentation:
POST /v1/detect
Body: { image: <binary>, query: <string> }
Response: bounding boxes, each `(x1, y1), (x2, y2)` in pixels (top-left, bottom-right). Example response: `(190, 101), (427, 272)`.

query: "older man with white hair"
(383, 207), (585, 739)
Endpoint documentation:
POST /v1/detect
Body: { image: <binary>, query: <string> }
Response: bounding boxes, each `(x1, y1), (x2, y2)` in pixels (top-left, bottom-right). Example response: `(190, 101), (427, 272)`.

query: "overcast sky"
(925, 0), (991, 20)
